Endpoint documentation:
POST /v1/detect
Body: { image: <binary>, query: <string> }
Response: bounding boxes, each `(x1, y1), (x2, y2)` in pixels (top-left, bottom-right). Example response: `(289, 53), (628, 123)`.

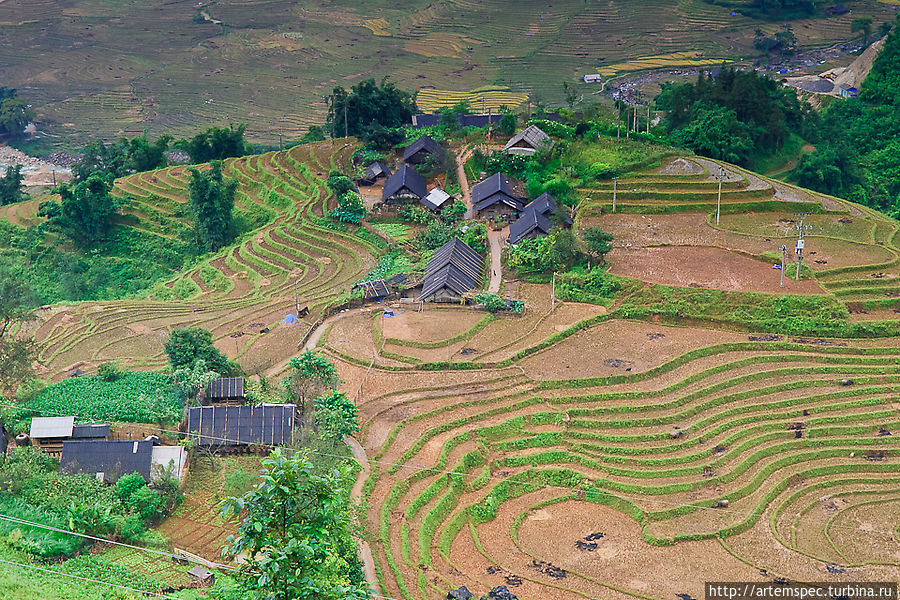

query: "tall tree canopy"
(0, 166), (26, 206)
(72, 134), (171, 182)
(0, 87), (35, 137)
(176, 124), (250, 164)
(38, 174), (120, 248)
(327, 78), (417, 139)
(657, 68), (810, 166)
(187, 161), (237, 252)
(164, 327), (230, 373)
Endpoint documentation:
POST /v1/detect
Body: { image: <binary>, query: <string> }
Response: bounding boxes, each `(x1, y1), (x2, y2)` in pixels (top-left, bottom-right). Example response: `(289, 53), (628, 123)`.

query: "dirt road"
(456, 146), (475, 219)
(263, 309), (356, 378)
(345, 435), (378, 590)
(487, 227), (505, 293)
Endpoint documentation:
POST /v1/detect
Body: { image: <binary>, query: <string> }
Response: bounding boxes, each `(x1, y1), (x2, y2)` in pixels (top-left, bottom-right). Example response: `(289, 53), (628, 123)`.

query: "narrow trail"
(262, 309), (356, 378)
(456, 146), (475, 219)
(345, 435), (378, 590)
(487, 227), (505, 293)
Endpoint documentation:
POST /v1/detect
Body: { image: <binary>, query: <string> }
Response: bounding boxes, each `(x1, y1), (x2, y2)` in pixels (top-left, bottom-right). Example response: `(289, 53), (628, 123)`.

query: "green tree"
(0, 88), (35, 137)
(440, 199), (467, 224)
(851, 17), (873, 46)
(582, 226), (614, 264)
(39, 173), (120, 248)
(314, 391), (360, 440)
(0, 267), (37, 395)
(173, 358), (220, 402)
(474, 292), (508, 313)
(127, 134), (172, 172)
(176, 124), (249, 164)
(0, 165), (25, 205)
(221, 449), (368, 600)
(327, 78), (418, 140)
(326, 171), (356, 195)
(164, 327), (229, 373)
(498, 112), (517, 136)
(282, 351), (340, 408)
(187, 161), (237, 252)
(671, 102), (754, 165)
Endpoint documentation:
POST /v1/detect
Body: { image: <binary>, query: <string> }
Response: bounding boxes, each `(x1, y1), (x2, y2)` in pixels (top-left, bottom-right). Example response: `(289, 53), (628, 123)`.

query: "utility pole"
(344, 96), (348, 139)
(551, 271), (556, 310)
(646, 105), (650, 134)
(295, 280), (301, 316)
(633, 105), (637, 131)
(779, 245), (787, 286)
(626, 107), (630, 139)
(612, 177), (618, 213)
(329, 95), (335, 144)
(795, 213), (811, 280)
(715, 166), (725, 225)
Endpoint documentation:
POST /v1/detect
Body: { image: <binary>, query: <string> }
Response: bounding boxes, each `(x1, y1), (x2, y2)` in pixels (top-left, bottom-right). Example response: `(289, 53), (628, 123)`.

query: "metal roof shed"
(60, 440), (154, 483)
(30, 416), (75, 439)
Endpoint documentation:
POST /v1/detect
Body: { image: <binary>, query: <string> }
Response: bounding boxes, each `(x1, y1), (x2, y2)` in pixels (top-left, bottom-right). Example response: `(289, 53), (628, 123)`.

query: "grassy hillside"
(0, 0), (895, 151)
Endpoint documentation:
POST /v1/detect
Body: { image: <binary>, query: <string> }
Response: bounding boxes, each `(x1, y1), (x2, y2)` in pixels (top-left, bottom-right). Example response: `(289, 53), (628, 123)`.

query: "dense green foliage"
(165, 327), (230, 374)
(415, 220), (487, 254)
(23, 371), (182, 425)
(175, 124), (250, 164)
(507, 229), (580, 277)
(794, 15), (900, 216)
(0, 166), (25, 206)
(582, 226), (614, 263)
(72, 134), (171, 182)
(220, 449), (368, 600)
(657, 68), (811, 167)
(314, 391), (360, 440)
(39, 174), (121, 249)
(0, 448), (175, 556)
(0, 87), (35, 137)
(327, 78), (418, 142)
(187, 161), (238, 252)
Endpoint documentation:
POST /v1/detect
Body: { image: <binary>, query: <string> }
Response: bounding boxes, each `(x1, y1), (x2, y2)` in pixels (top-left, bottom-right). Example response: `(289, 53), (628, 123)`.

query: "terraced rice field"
(301, 156), (900, 599)
(415, 87), (529, 112)
(25, 139), (378, 380)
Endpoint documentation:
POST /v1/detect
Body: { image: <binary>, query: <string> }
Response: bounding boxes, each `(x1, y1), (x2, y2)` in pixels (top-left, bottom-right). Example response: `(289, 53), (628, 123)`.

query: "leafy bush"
(399, 204), (436, 225)
(475, 293), (508, 313)
(96, 361), (123, 382)
(26, 371), (182, 424)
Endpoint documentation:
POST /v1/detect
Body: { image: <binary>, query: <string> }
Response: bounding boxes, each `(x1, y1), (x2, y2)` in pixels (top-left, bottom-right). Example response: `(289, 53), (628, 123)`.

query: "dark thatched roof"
(403, 135), (446, 162)
(421, 238), (483, 299)
(382, 164), (427, 201)
(472, 172), (524, 212)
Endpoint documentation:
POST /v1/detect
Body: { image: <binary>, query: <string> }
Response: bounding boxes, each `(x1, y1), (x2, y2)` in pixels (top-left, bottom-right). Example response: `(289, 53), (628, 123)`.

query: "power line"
(0, 514), (240, 572)
(0, 557), (185, 600)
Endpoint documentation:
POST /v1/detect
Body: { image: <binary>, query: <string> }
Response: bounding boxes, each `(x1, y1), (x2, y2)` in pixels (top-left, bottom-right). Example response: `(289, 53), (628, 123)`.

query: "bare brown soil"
(608, 246), (824, 294)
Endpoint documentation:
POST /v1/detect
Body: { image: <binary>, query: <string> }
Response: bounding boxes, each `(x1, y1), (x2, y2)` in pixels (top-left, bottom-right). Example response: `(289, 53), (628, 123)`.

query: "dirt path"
(263, 310), (357, 378)
(487, 227), (505, 293)
(456, 146), (475, 219)
(345, 435), (378, 590)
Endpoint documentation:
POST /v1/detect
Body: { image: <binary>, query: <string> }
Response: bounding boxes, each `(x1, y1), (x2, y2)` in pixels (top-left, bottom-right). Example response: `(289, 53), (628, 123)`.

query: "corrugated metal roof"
(30, 416), (75, 439)
(207, 377), (245, 399)
(355, 279), (392, 299)
(186, 405), (296, 447)
(420, 187), (453, 211)
(71, 424), (111, 439)
(61, 440), (154, 482)
(382, 165), (427, 201)
(363, 161), (391, 180)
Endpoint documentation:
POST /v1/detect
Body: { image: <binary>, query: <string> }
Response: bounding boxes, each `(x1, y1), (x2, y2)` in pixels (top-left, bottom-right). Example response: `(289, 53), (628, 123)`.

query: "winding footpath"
(346, 436), (378, 590)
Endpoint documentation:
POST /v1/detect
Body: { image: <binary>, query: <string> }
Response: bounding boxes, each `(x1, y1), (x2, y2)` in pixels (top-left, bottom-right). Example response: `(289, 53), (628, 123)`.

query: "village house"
(420, 186), (456, 212)
(472, 172), (525, 220)
(29, 416), (110, 457)
(357, 161), (392, 185)
(503, 124), (553, 156)
(508, 192), (571, 244)
(402, 134), (447, 165)
(186, 404), (296, 449)
(421, 238), (484, 303)
(204, 376), (245, 405)
(382, 164), (427, 204)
